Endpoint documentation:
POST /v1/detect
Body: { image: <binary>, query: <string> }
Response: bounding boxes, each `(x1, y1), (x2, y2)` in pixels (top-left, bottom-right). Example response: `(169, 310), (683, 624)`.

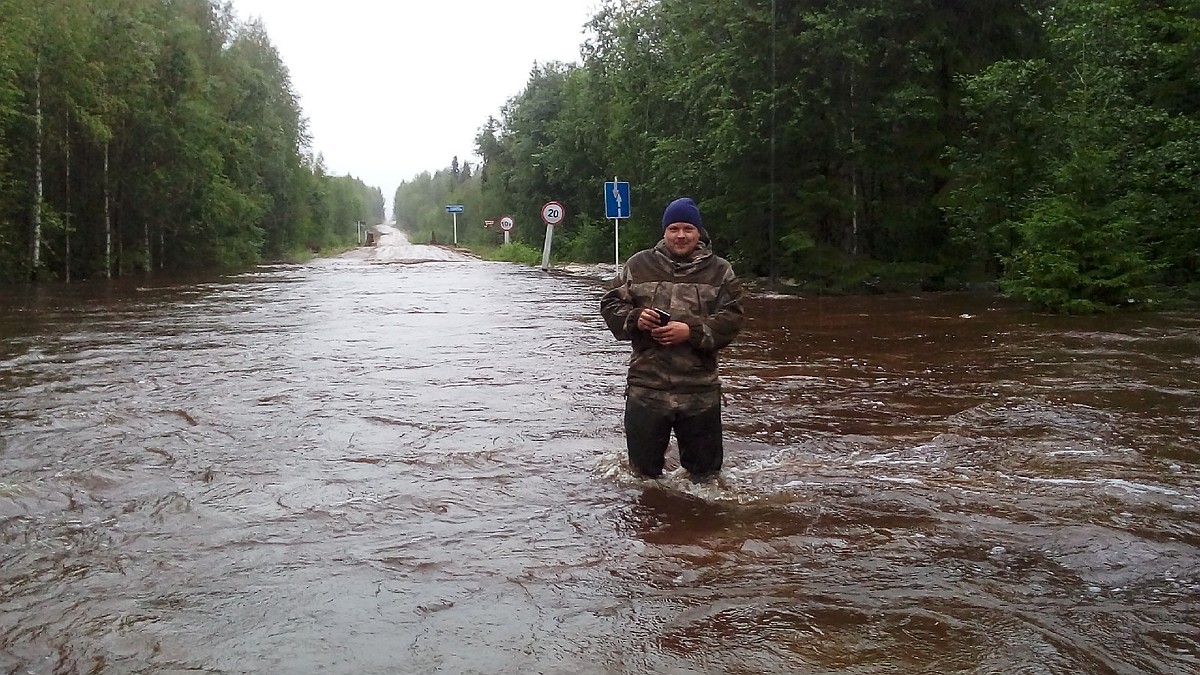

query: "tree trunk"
(65, 114), (71, 282)
(32, 55), (43, 279)
(768, 0), (777, 289)
(851, 177), (859, 257)
(849, 72), (859, 257)
(144, 217), (151, 273)
(104, 142), (112, 279)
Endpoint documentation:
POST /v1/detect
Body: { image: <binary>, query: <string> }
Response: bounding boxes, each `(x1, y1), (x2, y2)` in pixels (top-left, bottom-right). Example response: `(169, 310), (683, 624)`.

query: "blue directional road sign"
(604, 182), (631, 219)
(445, 204), (464, 213)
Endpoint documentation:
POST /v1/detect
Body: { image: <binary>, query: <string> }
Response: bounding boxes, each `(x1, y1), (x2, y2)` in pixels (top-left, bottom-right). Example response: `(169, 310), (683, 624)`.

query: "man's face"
(664, 222), (701, 257)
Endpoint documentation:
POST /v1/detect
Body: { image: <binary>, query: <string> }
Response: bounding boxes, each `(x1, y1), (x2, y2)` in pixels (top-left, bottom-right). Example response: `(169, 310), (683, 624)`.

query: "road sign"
(541, 201), (565, 226)
(499, 216), (514, 231)
(604, 181), (630, 219)
(484, 219), (495, 228)
(445, 204), (464, 213)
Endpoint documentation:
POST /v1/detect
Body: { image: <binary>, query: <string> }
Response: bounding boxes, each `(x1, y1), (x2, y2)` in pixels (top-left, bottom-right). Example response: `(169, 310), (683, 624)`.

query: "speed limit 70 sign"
(541, 201), (565, 226)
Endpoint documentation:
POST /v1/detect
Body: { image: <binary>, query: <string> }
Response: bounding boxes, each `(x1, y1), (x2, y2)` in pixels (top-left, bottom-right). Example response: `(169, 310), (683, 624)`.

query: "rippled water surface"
(2, 253), (1198, 674)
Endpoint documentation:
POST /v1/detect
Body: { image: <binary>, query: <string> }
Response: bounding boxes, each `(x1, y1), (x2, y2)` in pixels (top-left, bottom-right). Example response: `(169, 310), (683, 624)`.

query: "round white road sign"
(500, 216), (514, 231)
(540, 201), (565, 226)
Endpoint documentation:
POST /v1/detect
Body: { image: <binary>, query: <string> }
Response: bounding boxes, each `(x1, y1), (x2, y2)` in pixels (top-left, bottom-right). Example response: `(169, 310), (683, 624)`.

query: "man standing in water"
(600, 197), (745, 481)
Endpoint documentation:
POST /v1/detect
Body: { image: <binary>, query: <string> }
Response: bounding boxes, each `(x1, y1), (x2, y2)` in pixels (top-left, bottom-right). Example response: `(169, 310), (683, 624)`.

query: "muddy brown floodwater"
(1, 254), (1198, 674)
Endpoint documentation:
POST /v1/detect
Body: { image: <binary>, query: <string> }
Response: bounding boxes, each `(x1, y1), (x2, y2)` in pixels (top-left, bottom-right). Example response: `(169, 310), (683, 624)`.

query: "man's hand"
(636, 308), (665, 332)
(651, 321), (690, 346)
(636, 308), (689, 345)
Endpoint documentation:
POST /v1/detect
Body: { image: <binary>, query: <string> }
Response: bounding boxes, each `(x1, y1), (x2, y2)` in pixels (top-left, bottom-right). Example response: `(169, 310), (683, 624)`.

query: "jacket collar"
(653, 240), (712, 272)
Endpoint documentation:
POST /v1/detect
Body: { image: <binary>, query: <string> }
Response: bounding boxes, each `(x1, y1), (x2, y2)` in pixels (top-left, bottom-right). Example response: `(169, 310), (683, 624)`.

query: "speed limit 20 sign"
(541, 201), (565, 226)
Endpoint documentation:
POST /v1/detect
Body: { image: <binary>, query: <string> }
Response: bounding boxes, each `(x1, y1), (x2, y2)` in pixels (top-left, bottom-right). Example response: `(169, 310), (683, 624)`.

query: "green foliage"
(942, 58), (1056, 276)
(486, 242), (543, 266)
(1003, 193), (1155, 313)
(459, 0), (1062, 289)
(0, 0), (384, 282)
(6, 0), (1196, 315)
(946, 0), (1199, 311)
(559, 217), (612, 263)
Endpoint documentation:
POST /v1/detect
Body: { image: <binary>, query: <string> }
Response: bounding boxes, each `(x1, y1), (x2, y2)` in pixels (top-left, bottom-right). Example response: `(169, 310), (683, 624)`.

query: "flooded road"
(1, 255), (1197, 674)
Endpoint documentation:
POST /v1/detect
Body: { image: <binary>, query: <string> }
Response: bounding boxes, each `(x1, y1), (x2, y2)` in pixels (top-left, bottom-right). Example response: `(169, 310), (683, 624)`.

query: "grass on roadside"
(469, 242), (543, 266)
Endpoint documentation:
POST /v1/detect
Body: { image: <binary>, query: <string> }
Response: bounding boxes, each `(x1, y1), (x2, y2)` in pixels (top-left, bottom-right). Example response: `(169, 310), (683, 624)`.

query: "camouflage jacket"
(600, 240), (745, 395)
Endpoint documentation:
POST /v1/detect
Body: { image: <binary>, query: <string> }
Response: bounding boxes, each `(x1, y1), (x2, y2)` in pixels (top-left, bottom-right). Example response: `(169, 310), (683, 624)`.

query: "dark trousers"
(624, 395), (723, 478)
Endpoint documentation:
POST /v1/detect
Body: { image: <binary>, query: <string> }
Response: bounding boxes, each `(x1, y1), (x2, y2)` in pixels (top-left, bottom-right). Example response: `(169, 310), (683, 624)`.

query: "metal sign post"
(499, 216), (514, 246)
(445, 205), (464, 244)
(540, 201), (565, 271)
(604, 178), (631, 269)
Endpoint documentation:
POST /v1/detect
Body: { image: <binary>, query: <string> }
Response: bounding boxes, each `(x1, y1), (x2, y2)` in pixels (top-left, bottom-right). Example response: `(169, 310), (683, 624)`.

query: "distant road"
(342, 223), (475, 263)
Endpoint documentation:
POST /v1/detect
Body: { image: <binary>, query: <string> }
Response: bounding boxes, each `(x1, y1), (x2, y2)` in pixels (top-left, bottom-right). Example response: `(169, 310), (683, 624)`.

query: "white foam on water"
(592, 448), (773, 504)
(1000, 472), (1190, 498)
(872, 475), (926, 485)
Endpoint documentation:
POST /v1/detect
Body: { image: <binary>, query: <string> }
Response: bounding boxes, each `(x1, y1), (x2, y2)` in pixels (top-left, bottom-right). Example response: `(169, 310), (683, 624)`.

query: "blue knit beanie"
(662, 197), (703, 231)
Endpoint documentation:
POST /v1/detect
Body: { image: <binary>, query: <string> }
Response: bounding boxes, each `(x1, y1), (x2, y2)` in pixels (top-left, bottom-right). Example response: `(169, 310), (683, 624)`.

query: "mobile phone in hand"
(653, 309), (671, 325)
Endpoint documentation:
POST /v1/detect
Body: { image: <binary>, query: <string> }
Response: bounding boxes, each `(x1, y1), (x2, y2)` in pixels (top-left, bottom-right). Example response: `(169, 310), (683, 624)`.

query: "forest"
(396, 0), (1198, 312)
(2, 1), (1196, 312)
(0, 0), (384, 283)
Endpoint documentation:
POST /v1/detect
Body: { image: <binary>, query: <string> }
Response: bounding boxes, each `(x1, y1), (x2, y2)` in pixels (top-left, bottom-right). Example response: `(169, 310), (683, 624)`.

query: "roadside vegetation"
(3, 1), (1196, 313)
(394, 0), (1199, 312)
(0, 0), (383, 282)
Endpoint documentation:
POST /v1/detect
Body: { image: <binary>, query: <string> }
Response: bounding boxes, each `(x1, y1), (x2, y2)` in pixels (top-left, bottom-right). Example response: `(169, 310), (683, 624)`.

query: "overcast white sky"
(230, 0), (598, 217)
